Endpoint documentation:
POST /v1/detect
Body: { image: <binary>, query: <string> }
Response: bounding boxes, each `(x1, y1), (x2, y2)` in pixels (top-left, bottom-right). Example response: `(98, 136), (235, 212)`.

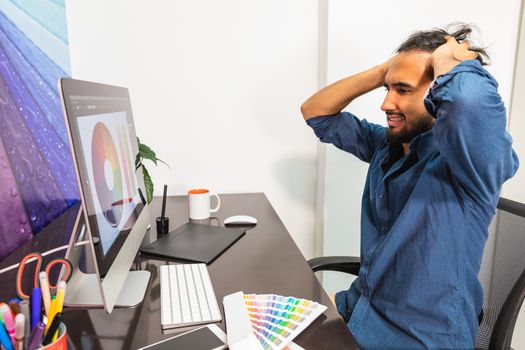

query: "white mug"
(188, 189), (221, 220)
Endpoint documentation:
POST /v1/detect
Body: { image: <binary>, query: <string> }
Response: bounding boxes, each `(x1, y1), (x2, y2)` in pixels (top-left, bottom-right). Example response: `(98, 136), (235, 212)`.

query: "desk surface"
(1, 193), (359, 349)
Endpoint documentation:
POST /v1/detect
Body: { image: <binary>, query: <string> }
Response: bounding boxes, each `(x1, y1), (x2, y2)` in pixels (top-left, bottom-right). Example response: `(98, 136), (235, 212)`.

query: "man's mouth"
(387, 114), (405, 128)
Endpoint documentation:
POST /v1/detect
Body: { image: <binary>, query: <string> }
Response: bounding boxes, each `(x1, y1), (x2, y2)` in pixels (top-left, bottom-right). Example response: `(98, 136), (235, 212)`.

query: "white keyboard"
(160, 263), (222, 329)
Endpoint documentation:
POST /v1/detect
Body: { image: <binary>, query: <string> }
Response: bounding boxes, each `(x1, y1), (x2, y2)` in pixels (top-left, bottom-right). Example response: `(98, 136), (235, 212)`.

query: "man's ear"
(425, 63), (435, 82)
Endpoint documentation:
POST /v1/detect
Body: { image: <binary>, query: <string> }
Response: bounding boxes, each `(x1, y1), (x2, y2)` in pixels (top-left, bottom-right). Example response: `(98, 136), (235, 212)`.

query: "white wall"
(65, 0), (319, 258)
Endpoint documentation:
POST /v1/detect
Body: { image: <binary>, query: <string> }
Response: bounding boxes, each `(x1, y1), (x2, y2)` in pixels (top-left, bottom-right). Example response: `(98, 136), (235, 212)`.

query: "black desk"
(0, 193), (359, 349)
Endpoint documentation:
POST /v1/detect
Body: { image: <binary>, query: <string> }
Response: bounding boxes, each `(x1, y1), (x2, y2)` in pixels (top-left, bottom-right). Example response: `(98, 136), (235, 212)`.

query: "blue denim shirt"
(307, 60), (519, 349)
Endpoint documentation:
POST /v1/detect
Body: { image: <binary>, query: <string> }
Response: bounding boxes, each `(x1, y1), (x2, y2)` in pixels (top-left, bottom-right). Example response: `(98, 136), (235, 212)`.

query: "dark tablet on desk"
(139, 223), (245, 264)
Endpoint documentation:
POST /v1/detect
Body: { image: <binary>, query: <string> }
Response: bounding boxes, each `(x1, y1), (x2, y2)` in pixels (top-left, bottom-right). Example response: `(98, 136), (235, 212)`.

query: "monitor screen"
(61, 79), (145, 277)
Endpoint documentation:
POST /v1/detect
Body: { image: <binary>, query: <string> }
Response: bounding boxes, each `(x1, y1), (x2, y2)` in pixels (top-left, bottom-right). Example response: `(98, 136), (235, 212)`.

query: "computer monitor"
(59, 78), (151, 313)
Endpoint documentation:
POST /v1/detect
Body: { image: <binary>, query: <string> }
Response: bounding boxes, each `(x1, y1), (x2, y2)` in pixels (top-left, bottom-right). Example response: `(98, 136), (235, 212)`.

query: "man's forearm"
(432, 57), (462, 80)
(430, 37), (478, 79)
(301, 63), (387, 121)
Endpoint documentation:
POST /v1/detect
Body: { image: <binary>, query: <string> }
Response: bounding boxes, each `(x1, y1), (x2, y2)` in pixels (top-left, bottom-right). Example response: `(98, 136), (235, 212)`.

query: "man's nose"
(381, 92), (397, 112)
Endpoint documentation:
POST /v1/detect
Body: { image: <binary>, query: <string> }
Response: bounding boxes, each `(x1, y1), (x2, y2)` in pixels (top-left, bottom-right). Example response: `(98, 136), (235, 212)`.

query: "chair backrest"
(476, 198), (525, 349)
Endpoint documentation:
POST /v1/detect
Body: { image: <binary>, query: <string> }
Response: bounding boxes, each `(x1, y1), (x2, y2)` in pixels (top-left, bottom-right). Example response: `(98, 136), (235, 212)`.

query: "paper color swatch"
(243, 293), (327, 350)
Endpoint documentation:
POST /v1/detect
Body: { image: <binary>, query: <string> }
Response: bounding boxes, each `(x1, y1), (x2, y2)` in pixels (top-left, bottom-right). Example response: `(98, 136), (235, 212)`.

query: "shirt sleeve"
(306, 112), (386, 163)
(424, 60), (519, 203)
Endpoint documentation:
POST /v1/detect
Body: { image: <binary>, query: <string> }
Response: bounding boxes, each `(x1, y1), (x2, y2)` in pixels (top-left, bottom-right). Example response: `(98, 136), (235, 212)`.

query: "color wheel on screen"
(244, 293), (327, 350)
(91, 122), (124, 227)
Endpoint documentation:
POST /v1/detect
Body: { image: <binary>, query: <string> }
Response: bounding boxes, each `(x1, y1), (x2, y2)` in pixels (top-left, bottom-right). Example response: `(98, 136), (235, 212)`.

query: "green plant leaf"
(135, 137), (169, 203)
(141, 165), (154, 204)
(139, 143), (158, 165)
(154, 157), (169, 168)
(136, 138), (170, 169)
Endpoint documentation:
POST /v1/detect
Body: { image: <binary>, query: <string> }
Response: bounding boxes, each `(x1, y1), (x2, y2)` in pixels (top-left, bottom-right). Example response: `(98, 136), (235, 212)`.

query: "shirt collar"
(410, 129), (436, 160)
(384, 129), (436, 162)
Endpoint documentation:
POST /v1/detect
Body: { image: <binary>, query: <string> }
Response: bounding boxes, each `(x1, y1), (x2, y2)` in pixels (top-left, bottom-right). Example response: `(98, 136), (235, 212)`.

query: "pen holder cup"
(40, 323), (67, 350)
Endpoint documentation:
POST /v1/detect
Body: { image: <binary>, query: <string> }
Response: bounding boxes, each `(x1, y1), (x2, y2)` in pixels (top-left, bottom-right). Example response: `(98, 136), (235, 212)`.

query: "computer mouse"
(224, 215), (257, 226)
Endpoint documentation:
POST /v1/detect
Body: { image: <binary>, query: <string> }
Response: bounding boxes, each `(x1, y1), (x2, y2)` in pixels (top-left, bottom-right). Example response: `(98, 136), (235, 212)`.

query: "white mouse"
(224, 215), (257, 225)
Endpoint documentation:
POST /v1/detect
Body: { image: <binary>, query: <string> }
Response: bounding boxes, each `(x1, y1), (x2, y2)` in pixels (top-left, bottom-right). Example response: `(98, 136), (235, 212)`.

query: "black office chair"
(308, 197), (525, 350)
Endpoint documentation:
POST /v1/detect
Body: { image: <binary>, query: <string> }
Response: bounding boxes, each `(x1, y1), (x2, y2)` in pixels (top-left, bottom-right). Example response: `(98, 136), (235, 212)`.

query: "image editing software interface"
(65, 87), (146, 277)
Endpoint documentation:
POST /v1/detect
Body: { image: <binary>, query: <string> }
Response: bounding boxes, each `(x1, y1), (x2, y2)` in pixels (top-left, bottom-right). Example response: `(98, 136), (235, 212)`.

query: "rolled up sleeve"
(306, 112), (386, 163)
(424, 60), (519, 202)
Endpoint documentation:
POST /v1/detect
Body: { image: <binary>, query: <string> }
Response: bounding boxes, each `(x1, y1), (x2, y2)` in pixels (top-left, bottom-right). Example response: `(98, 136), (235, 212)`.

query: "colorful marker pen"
(27, 321), (45, 350)
(55, 281), (67, 315)
(19, 300), (30, 341)
(0, 303), (15, 342)
(30, 288), (42, 330)
(14, 313), (25, 350)
(8, 301), (20, 316)
(39, 271), (52, 316)
(0, 321), (15, 350)
(46, 296), (57, 333)
(0, 302), (5, 323)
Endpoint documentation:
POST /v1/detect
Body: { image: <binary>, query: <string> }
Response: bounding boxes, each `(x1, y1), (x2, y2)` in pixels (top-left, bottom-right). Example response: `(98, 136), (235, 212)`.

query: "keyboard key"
(160, 267), (171, 325)
(176, 265), (191, 323)
(184, 265), (200, 321)
(193, 264), (211, 320)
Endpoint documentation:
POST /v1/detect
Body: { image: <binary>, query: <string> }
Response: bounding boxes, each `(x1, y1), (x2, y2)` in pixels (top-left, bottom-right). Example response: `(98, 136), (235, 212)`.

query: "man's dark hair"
(396, 23), (490, 66)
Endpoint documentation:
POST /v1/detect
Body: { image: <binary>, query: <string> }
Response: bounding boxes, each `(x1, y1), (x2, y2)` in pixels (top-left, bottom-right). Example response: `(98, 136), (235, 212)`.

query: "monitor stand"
(65, 267), (150, 308)
(63, 209), (150, 309)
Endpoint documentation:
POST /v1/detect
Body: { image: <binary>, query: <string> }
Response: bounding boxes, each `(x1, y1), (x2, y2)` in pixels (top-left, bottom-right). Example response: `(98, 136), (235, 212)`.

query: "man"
(301, 24), (519, 349)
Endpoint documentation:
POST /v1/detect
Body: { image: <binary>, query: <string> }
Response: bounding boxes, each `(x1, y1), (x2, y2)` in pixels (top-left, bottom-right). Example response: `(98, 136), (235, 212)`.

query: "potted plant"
(135, 137), (169, 203)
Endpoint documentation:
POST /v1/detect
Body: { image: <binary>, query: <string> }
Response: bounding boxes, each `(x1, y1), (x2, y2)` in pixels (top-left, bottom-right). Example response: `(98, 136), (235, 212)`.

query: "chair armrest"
(307, 256), (361, 276)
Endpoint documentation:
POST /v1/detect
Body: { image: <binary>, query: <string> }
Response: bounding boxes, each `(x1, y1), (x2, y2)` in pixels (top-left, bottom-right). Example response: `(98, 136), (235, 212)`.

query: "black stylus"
(161, 185), (167, 219)
(138, 188), (146, 205)
(156, 185), (170, 235)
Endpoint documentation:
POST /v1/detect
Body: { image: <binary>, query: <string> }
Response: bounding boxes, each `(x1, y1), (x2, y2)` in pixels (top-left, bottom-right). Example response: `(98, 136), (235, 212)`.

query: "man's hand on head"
(430, 36), (478, 79)
(379, 56), (396, 83)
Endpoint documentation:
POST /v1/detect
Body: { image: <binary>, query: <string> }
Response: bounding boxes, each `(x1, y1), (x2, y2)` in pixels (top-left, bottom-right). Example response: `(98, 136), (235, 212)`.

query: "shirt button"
(379, 192), (385, 198)
(362, 261), (369, 267)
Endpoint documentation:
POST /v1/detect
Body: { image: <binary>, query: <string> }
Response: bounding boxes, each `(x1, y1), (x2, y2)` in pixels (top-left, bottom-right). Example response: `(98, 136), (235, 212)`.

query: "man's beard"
(386, 113), (434, 144)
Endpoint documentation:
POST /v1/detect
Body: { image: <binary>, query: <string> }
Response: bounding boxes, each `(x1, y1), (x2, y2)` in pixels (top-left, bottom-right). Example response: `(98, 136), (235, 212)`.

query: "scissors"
(16, 252), (73, 300)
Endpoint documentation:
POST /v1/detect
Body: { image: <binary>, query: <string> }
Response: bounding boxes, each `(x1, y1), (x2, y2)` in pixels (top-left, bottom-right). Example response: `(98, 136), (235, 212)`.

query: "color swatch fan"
(223, 291), (327, 350)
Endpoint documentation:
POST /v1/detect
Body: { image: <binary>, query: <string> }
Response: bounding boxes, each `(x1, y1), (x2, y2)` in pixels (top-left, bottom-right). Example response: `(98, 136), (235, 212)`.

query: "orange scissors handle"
(16, 252), (43, 300)
(46, 258), (73, 290)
